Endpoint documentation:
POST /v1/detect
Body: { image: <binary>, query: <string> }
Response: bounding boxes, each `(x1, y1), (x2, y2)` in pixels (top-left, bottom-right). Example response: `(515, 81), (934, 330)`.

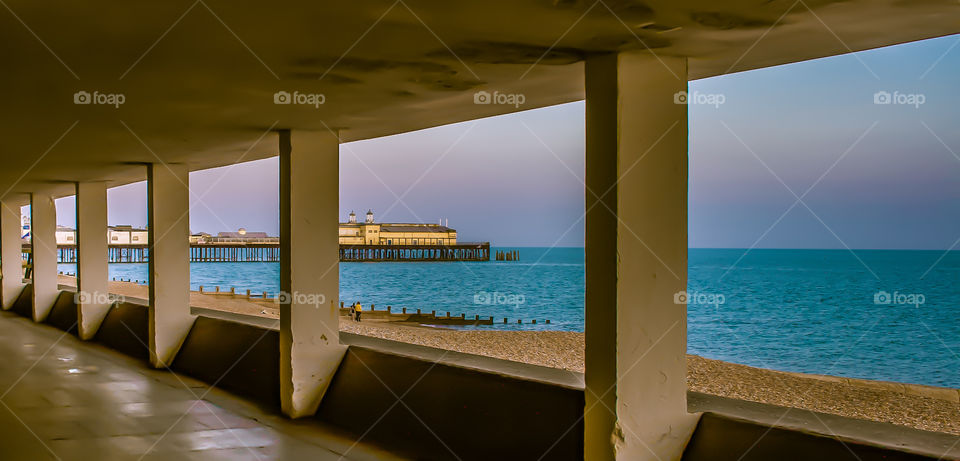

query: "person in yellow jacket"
(354, 302), (362, 322)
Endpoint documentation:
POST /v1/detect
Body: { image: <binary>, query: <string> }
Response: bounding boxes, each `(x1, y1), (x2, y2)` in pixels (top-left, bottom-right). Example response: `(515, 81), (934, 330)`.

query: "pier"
(28, 241), (490, 263)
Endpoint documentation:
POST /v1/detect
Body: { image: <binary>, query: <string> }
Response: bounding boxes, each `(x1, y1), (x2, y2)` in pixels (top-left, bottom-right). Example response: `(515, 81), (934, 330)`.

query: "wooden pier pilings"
(339, 243), (490, 262)
(33, 242), (491, 264)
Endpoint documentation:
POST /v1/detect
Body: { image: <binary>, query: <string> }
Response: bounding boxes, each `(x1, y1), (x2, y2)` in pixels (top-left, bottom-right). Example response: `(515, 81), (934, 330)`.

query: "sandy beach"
(62, 276), (960, 435)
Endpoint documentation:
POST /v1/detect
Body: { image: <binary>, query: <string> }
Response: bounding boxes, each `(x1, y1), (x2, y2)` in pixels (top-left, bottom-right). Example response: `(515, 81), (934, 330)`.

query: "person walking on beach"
(354, 302), (362, 322)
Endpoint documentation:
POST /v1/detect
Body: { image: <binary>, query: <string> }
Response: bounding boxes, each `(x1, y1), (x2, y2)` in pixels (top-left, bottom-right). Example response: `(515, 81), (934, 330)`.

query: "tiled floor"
(0, 312), (401, 461)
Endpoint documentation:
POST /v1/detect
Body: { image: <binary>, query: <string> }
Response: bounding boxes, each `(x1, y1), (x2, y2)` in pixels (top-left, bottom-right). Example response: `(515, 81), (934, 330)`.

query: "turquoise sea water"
(58, 248), (960, 388)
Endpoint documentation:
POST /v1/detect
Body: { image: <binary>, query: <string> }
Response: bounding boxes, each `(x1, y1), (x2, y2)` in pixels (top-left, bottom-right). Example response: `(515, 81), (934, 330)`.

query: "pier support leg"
(584, 52), (697, 461)
(30, 193), (58, 322)
(147, 163), (195, 368)
(76, 182), (110, 340)
(279, 129), (346, 418)
(0, 197), (26, 309)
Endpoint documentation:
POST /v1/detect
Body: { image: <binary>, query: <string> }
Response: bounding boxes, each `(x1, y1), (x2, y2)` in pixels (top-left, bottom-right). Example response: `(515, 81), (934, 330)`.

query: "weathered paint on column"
(0, 199), (26, 309)
(279, 129), (346, 418)
(30, 193), (59, 322)
(76, 182), (111, 340)
(584, 52), (698, 461)
(147, 163), (195, 368)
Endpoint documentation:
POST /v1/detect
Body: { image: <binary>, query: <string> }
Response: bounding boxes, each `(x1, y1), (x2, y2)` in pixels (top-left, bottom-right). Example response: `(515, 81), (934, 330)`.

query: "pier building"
(339, 210), (457, 245)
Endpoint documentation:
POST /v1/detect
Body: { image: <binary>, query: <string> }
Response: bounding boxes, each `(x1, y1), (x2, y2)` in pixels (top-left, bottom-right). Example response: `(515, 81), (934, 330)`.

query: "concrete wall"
(94, 301), (150, 361)
(682, 413), (942, 461)
(315, 345), (584, 460)
(171, 316), (281, 407)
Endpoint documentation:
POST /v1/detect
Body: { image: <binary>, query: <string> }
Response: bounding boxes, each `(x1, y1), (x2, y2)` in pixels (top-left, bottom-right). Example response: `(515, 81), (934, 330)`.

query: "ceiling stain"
(284, 71), (363, 84)
(292, 56), (456, 74)
(410, 75), (485, 91)
(587, 33), (671, 51)
(430, 41), (585, 65)
(690, 11), (781, 30)
(603, 0), (655, 20)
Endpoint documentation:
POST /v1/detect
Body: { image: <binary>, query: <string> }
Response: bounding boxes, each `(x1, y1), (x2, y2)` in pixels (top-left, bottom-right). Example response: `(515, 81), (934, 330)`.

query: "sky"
(54, 34), (960, 249)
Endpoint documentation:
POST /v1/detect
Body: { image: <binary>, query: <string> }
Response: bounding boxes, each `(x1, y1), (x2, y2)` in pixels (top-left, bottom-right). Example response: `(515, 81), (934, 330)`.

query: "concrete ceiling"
(1, 0), (958, 198)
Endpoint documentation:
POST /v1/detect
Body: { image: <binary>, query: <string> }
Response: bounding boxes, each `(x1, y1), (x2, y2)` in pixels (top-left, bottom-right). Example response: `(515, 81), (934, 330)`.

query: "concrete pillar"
(147, 163), (195, 368)
(584, 52), (698, 461)
(30, 193), (58, 322)
(278, 129), (346, 418)
(76, 182), (110, 340)
(0, 199), (26, 309)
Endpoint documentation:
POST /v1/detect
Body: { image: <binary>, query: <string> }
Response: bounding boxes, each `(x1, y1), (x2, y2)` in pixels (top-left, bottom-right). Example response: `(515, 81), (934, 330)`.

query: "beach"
(60, 275), (960, 436)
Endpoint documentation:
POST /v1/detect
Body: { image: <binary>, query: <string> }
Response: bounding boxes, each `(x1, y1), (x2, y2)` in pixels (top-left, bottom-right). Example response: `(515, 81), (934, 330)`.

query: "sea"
(58, 247), (960, 388)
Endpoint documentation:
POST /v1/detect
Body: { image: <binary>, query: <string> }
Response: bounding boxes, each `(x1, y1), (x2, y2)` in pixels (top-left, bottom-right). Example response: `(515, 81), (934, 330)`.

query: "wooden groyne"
(495, 250), (520, 261)
(30, 242), (491, 263)
(338, 302), (550, 326)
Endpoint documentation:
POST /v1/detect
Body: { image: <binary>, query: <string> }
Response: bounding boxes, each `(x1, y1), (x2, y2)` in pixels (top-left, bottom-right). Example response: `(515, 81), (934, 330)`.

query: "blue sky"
(56, 34), (960, 249)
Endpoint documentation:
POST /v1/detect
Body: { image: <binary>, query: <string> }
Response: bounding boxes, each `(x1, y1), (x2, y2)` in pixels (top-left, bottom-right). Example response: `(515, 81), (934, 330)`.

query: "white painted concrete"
(0, 200), (25, 309)
(30, 193), (59, 322)
(279, 129), (347, 418)
(147, 163), (195, 368)
(584, 52), (698, 461)
(76, 182), (111, 340)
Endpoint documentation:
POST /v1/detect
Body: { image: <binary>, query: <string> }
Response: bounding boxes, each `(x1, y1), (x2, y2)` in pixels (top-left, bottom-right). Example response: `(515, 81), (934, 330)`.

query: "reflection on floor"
(0, 312), (401, 461)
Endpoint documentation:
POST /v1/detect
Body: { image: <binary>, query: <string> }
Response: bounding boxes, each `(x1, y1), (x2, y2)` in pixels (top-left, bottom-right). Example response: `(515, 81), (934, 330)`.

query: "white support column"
(76, 182), (110, 340)
(584, 52), (698, 461)
(279, 129), (346, 418)
(0, 198), (26, 309)
(147, 163), (195, 368)
(30, 193), (59, 322)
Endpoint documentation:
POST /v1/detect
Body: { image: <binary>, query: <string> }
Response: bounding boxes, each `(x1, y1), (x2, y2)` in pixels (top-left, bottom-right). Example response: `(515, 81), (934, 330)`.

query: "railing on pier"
(30, 241), (491, 263)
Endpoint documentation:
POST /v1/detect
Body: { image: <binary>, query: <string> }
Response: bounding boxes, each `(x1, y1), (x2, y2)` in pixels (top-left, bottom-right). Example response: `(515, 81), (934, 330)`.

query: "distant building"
(108, 225), (148, 245)
(190, 232), (212, 244)
(217, 229), (269, 239)
(339, 210), (457, 245)
(48, 225), (149, 245)
(56, 226), (75, 244)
